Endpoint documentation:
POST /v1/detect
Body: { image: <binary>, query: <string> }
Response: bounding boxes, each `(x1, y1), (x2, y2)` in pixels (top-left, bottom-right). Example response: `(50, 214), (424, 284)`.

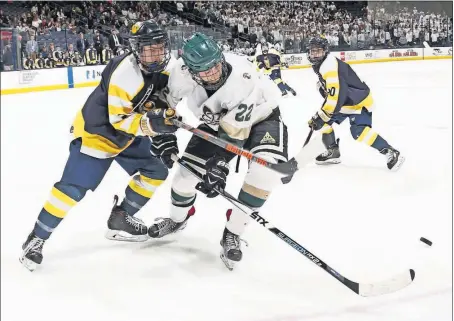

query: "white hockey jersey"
(167, 52), (281, 143)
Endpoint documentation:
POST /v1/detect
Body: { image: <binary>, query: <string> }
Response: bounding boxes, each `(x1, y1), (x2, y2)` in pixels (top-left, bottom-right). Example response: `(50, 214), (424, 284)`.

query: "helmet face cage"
(307, 38), (329, 65)
(188, 54), (229, 91)
(130, 35), (171, 73)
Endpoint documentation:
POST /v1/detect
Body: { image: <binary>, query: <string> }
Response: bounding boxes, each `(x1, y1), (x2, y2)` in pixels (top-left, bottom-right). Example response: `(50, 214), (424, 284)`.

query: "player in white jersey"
(147, 33), (287, 270)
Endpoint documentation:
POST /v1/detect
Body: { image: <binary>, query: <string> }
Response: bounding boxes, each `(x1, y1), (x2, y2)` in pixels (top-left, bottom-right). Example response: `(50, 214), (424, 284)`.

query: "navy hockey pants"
(60, 136), (169, 192)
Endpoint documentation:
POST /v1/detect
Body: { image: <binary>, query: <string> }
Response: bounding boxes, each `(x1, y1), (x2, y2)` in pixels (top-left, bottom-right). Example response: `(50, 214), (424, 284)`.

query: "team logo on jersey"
(260, 132), (276, 144)
(243, 73), (251, 79)
(200, 106), (227, 125)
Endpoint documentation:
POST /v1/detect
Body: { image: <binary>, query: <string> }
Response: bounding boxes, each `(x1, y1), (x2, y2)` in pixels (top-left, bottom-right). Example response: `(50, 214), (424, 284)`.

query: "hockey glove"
(196, 156), (229, 198)
(308, 112), (326, 131)
(140, 108), (179, 136)
(150, 134), (179, 169)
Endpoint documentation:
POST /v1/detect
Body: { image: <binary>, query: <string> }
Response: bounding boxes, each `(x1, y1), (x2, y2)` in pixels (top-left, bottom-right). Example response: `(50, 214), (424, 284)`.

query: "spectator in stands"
(399, 32), (408, 46)
(26, 34), (38, 57)
(0, 0), (452, 70)
(76, 32), (88, 55)
(2, 42), (13, 71)
(85, 42), (98, 65)
(31, 13), (41, 30)
(67, 43), (75, 57)
(71, 51), (84, 66)
(92, 29), (103, 60)
(431, 29), (439, 45)
(22, 51), (35, 69)
(108, 28), (123, 55)
(35, 52), (45, 69)
(101, 43), (113, 64)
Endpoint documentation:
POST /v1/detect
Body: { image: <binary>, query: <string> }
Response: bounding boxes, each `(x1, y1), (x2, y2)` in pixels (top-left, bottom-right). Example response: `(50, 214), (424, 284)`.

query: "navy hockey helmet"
(307, 36), (330, 65)
(181, 32), (229, 90)
(129, 20), (171, 73)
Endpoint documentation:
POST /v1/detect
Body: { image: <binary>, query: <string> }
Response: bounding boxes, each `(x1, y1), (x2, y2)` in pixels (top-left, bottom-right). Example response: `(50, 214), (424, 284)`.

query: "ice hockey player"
(256, 44), (296, 97)
(19, 20), (180, 271)
(147, 33), (287, 271)
(306, 36), (405, 171)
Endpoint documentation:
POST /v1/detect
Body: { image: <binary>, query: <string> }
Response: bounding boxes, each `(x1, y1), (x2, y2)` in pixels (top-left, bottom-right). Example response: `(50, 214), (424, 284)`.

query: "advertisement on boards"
(285, 54), (304, 66)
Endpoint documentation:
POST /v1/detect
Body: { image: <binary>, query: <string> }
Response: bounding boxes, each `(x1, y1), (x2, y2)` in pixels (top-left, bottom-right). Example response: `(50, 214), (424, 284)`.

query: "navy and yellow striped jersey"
(255, 50), (282, 75)
(71, 53), (172, 159)
(314, 54), (374, 122)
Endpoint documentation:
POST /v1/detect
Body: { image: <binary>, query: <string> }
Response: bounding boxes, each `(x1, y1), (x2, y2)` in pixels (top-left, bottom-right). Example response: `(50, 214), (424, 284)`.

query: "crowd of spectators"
(0, 1), (452, 71)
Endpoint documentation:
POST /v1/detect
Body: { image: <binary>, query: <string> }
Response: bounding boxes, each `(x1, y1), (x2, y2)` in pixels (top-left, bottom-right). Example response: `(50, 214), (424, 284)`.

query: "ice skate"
(381, 147), (405, 172)
(316, 139), (341, 165)
(220, 227), (245, 271)
(105, 195), (149, 242)
(19, 232), (45, 272)
(148, 206), (195, 238)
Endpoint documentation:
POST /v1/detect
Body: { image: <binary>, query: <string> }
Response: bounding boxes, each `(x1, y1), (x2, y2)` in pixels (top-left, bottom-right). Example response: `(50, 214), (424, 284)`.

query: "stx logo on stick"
(250, 212), (268, 226)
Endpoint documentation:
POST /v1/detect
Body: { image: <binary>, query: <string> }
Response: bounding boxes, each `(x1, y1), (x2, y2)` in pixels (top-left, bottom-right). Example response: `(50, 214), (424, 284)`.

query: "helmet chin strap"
(138, 61), (162, 74)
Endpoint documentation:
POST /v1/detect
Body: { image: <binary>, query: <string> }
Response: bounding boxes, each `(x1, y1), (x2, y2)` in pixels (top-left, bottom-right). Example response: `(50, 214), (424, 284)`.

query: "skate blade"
(220, 252), (235, 271)
(391, 155), (405, 172)
(315, 159), (341, 165)
(19, 256), (37, 272)
(105, 230), (149, 242)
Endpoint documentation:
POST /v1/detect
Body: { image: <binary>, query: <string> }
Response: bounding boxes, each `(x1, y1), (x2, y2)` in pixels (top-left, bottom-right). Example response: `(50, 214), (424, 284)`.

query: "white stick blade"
(359, 269), (415, 297)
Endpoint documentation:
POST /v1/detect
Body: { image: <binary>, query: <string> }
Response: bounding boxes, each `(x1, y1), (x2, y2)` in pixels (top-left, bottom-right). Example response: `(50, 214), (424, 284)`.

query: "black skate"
(281, 90), (289, 98)
(316, 139), (341, 165)
(289, 88), (297, 96)
(220, 227), (246, 271)
(380, 147), (405, 172)
(19, 232), (45, 272)
(105, 195), (149, 242)
(148, 207), (195, 238)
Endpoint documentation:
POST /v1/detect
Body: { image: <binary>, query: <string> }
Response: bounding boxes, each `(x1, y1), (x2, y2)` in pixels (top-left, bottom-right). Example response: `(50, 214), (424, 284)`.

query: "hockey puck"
(420, 237), (432, 246)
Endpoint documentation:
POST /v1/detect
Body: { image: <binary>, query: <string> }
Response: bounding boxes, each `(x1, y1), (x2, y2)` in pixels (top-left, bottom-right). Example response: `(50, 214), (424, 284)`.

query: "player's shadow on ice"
(47, 239), (175, 262)
(140, 237), (218, 262)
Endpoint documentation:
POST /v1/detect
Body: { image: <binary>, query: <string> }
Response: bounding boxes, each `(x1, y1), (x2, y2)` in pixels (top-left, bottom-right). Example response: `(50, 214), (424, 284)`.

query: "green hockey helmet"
(181, 33), (228, 90)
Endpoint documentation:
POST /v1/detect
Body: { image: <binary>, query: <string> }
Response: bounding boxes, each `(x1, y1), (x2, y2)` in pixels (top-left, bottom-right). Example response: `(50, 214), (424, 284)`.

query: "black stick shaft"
(172, 154), (360, 294)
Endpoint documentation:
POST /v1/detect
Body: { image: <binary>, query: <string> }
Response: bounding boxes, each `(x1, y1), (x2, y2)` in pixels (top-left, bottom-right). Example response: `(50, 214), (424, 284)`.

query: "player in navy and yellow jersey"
(20, 20), (181, 271)
(255, 45), (296, 97)
(306, 36), (405, 171)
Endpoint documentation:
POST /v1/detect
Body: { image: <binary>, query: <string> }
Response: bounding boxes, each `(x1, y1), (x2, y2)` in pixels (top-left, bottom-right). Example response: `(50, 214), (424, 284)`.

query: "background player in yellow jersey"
(306, 36), (405, 171)
(20, 20), (180, 271)
(255, 44), (297, 98)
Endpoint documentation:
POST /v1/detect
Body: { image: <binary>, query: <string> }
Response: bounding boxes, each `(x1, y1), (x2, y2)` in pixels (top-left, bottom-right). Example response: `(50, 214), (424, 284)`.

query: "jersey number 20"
(235, 104), (254, 122)
(328, 87), (336, 96)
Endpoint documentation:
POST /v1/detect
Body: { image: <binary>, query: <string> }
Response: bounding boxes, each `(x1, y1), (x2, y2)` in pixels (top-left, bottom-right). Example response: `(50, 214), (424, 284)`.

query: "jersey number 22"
(235, 103), (254, 122)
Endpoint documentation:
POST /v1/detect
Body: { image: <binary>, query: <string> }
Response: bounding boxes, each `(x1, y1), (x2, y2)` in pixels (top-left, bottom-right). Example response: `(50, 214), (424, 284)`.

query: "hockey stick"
(172, 154), (416, 297)
(172, 119), (315, 181)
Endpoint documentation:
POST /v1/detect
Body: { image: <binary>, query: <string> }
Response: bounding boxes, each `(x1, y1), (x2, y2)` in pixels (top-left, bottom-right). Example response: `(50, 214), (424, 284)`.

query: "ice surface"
(1, 60), (452, 321)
